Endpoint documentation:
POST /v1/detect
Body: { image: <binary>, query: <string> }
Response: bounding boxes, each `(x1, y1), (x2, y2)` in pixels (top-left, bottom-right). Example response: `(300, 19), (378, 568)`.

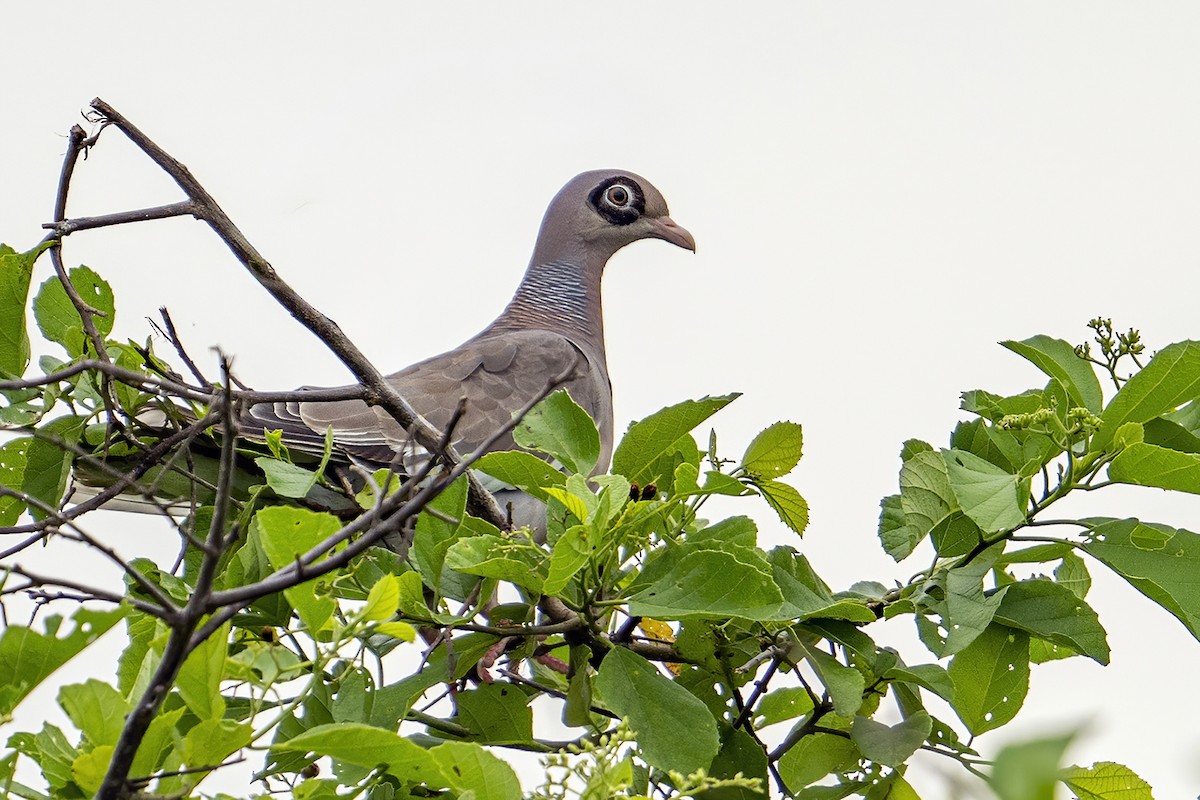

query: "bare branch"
(86, 97), (509, 530)
(44, 124), (123, 430)
(156, 307), (211, 389)
(0, 487), (178, 615)
(44, 201), (199, 237)
(0, 359), (371, 405)
(1, 563), (163, 618)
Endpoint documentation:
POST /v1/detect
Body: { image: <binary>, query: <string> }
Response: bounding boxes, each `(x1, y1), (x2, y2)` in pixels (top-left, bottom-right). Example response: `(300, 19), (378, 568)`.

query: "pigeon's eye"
(589, 177), (643, 225)
(604, 184), (633, 208)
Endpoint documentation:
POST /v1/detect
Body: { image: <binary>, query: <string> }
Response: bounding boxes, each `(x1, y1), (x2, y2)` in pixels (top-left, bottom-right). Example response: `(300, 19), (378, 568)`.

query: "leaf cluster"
(2, 247), (1196, 800)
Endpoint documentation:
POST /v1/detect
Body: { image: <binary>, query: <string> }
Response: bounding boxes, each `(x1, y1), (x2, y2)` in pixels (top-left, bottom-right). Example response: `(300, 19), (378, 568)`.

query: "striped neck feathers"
(490, 260), (605, 346)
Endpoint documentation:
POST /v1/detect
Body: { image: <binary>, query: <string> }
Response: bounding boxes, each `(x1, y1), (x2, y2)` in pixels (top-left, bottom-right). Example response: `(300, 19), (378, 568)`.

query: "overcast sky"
(4, 4), (1200, 797)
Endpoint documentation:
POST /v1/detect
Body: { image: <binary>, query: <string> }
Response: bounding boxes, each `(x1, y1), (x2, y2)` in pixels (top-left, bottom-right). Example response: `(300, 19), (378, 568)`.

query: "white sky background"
(3, 3), (1200, 797)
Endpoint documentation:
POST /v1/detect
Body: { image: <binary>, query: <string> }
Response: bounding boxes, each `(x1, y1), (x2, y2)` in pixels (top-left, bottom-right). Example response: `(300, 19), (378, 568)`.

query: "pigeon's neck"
(490, 259), (605, 350)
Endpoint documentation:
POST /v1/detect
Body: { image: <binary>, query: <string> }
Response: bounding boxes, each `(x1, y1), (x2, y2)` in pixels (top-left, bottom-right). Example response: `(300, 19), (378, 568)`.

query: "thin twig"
(3, 492), (179, 614)
(0, 358), (371, 405)
(44, 202), (199, 237)
(45, 125), (123, 432)
(1, 564), (162, 617)
(157, 307), (211, 389)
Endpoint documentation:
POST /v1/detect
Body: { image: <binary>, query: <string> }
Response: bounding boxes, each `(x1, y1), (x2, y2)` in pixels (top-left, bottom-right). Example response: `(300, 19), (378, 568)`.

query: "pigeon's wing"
(240, 328), (612, 472)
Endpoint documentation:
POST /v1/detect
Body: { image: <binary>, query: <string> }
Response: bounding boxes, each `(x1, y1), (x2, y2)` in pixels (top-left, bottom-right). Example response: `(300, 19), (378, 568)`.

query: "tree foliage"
(0, 102), (1193, 799)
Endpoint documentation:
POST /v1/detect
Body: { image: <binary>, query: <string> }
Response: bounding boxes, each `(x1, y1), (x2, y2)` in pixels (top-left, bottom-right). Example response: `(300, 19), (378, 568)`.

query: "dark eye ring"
(605, 184), (632, 208)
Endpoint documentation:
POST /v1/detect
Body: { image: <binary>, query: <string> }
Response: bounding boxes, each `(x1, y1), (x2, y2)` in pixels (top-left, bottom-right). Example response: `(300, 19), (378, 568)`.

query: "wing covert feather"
(240, 329), (612, 470)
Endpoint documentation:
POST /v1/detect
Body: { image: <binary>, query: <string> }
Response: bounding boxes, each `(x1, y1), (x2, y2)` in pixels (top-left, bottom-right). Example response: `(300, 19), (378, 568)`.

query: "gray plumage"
(242, 170), (695, 529)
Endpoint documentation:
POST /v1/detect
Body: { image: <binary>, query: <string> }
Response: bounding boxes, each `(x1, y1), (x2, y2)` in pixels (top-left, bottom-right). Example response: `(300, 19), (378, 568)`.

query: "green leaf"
(0, 243), (48, 378)
(255, 456), (319, 499)
(592, 474), (631, 526)
(444, 535), (548, 593)
(942, 449), (1028, 533)
(812, 620), (877, 664)
(1108, 442), (1200, 494)
(877, 494), (918, 562)
(753, 478), (809, 536)
(0, 438), (30, 526)
(932, 511), (985, 559)
(513, 388), (601, 475)
(363, 574), (400, 622)
(394, 570), (446, 623)
(375, 621), (417, 641)
(692, 515), (758, 548)
(255, 507), (345, 634)
(740, 421), (803, 479)
(794, 642), (865, 717)
(71, 745), (112, 795)
(594, 647), (720, 773)
(776, 733), (859, 792)
(1061, 761), (1155, 799)
(1092, 340), (1200, 452)
(563, 644), (595, 728)
(892, 450), (984, 556)
(0, 607), (124, 716)
(769, 548), (871, 622)
(962, 388), (1046, 422)
(177, 622), (229, 720)
(430, 741), (522, 800)
(274, 722), (448, 786)
(1002, 335), (1103, 413)
(1142, 416), (1200, 454)
(628, 544), (784, 621)
(884, 663), (955, 702)
(990, 731), (1075, 800)
(454, 683), (534, 745)
(897, 450), (957, 551)
(410, 473), (468, 593)
(948, 624), (1030, 735)
(707, 726), (770, 799)
(354, 467), (404, 509)
(22, 415), (85, 521)
(9, 723), (80, 794)
(542, 485), (591, 523)
(1055, 551), (1092, 599)
(755, 687), (815, 726)
(850, 711), (931, 767)
(474, 450), (566, 502)
(899, 438), (934, 462)
(701, 469), (753, 497)
(934, 556), (1009, 656)
(130, 706), (185, 781)
(58, 680), (130, 748)
(612, 394), (739, 485)
(951, 419), (1026, 473)
(33, 265), (115, 357)
(1082, 517), (1200, 641)
(544, 524), (591, 595)
(994, 579), (1109, 664)
(183, 718), (252, 772)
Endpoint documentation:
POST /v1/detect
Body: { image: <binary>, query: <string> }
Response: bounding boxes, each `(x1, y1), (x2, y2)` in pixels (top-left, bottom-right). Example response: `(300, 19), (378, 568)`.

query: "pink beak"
(651, 216), (697, 252)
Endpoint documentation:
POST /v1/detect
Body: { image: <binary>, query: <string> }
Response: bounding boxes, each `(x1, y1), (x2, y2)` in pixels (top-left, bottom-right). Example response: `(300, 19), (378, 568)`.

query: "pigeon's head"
(533, 170), (696, 266)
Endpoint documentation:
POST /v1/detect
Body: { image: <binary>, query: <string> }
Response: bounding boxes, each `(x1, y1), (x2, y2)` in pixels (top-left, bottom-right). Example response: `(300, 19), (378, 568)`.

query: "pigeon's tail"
(68, 477), (191, 517)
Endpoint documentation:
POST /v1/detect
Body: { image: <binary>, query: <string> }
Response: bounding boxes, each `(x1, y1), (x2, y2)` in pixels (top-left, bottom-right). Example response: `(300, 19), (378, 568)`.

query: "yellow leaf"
(375, 621), (417, 642)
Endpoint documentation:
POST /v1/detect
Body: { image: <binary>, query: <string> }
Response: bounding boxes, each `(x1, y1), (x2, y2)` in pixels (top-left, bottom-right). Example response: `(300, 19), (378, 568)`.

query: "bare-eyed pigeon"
(240, 170), (695, 530)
